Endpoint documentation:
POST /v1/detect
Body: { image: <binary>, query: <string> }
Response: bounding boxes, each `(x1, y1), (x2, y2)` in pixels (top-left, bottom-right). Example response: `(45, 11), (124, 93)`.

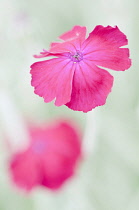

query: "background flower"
(9, 120), (82, 191)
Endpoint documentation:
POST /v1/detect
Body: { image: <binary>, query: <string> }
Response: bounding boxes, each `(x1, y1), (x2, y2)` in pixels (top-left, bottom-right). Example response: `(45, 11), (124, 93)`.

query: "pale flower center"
(32, 140), (46, 154)
(69, 51), (83, 62)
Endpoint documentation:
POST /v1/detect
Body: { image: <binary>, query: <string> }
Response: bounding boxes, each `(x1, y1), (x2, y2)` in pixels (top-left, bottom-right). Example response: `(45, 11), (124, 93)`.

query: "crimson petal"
(30, 58), (75, 106)
(66, 61), (114, 112)
(82, 25), (131, 71)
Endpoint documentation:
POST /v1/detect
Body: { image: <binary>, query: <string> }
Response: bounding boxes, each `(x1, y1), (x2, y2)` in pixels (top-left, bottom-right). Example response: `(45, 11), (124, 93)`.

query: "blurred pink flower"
(9, 120), (82, 191)
(30, 25), (131, 112)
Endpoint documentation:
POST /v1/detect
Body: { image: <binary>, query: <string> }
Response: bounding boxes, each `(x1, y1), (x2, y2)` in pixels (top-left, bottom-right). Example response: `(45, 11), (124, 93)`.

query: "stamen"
(69, 51), (83, 62)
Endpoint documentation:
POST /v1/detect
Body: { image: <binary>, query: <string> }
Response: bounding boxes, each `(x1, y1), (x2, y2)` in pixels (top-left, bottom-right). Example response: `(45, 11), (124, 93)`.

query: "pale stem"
(0, 90), (30, 153)
(83, 110), (98, 156)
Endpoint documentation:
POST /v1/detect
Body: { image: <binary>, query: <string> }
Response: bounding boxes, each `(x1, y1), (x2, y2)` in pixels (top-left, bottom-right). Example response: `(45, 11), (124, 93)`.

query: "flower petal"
(39, 121), (81, 189)
(66, 61), (114, 112)
(34, 26), (86, 58)
(84, 48), (131, 71)
(85, 25), (128, 48)
(30, 58), (75, 106)
(10, 151), (41, 191)
(82, 25), (131, 71)
(59, 25), (86, 42)
(48, 26), (86, 54)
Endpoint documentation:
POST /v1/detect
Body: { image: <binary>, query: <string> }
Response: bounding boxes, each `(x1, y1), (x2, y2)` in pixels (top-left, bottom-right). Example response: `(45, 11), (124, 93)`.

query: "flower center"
(32, 140), (46, 154)
(69, 51), (83, 62)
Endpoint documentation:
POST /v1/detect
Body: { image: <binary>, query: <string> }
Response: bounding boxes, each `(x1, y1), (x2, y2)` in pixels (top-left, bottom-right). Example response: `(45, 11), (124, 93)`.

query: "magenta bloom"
(9, 120), (81, 191)
(30, 25), (131, 112)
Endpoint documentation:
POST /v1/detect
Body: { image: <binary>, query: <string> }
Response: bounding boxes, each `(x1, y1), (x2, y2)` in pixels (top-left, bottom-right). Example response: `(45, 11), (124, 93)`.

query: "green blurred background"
(0, 0), (138, 209)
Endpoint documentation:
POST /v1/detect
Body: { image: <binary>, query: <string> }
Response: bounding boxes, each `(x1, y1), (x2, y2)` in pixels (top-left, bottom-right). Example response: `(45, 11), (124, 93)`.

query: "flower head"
(30, 25), (131, 112)
(9, 120), (82, 191)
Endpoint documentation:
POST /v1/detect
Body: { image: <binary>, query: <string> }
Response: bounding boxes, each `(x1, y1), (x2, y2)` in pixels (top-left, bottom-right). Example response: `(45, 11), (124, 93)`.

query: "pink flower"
(30, 25), (131, 112)
(9, 120), (82, 191)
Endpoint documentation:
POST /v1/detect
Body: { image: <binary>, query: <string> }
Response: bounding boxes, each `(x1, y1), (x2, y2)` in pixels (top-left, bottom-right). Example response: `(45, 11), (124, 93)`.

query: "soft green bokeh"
(0, 0), (138, 209)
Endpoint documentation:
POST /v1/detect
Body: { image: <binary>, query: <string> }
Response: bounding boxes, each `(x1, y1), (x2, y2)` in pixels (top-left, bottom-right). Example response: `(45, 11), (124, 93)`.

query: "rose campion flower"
(9, 120), (82, 191)
(30, 25), (131, 112)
